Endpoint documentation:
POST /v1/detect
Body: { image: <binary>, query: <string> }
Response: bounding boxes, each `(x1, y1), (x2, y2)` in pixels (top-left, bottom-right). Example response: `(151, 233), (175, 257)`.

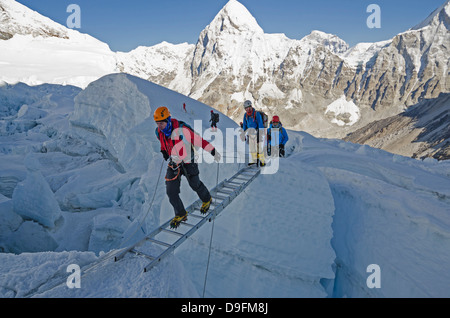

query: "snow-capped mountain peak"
(411, 0), (450, 30)
(188, 0), (293, 105)
(0, 0), (70, 40)
(0, 0), (118, 88)
(208, 0), (264, 35)
(299, 30), (349, 54)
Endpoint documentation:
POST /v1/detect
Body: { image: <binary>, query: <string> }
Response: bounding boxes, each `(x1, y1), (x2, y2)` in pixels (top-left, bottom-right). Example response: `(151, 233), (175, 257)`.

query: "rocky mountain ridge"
(345, 93), (450, 160)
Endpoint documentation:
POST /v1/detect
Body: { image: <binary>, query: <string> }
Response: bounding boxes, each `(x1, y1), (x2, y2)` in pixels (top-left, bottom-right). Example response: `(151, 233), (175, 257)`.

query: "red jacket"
(156, 118), (214, 162)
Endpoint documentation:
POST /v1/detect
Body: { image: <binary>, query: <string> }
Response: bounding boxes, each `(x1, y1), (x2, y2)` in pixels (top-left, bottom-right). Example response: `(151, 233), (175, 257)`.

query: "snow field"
(0, 73), (449, 298)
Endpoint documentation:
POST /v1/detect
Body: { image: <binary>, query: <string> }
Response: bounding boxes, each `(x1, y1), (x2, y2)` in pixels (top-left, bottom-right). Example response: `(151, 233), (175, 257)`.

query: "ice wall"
(69, 74), (154, 173)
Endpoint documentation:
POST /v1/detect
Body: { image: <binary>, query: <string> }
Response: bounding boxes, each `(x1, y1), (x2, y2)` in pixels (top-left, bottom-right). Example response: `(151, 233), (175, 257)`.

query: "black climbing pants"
(165, 162), (211, 217)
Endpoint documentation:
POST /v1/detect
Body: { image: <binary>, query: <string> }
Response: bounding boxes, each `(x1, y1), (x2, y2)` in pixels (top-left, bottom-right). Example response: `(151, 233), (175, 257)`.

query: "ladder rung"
(161, 228), (185, 237)
(179, 222), (196, 228)
(212, 194), (228, 200)
(145, 238), (172, 248)
(217, 191), (233, 197)
(216, 193), (232, 198)
(233, 176), (252, 181)
(237, 172), (254, 177)
(189, 213), (205, 219)
(131, 248), (155, 260)
(227, 181), (243, 186)
(218, 188), (234, 194)
(223, 184), (240, 189)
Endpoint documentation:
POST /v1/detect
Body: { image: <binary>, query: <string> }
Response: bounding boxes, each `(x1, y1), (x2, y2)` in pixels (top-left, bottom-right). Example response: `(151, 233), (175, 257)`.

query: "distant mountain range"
(1, 0), (449, 159)
(345, 93), (450, 160)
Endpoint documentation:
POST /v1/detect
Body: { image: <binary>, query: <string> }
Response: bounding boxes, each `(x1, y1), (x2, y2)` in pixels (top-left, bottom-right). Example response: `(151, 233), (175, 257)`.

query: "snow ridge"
(210, 0), (264, 34)
(411, 0), (450, 30)
(0, 0), (69, 40)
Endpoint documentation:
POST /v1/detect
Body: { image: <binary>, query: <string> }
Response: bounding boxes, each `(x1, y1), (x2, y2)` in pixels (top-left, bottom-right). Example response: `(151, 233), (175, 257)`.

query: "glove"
(211, 148), (221, 162)
(240, 132), (246, 142)
(214, 151), (221, 162)
(161, 150), (170, 161)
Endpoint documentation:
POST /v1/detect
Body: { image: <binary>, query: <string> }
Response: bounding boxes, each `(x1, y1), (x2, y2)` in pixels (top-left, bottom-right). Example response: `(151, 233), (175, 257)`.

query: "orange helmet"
(154, 106), (171, 122)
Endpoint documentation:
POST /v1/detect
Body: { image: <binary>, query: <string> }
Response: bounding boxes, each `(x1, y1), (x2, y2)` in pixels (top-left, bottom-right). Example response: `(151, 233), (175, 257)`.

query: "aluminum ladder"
(114, 165), (261, 272)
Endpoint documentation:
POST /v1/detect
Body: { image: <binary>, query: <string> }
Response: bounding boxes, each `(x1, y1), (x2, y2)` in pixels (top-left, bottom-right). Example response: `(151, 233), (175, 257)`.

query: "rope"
(202, 160), (220, 298)
(164, 164), (180, 182)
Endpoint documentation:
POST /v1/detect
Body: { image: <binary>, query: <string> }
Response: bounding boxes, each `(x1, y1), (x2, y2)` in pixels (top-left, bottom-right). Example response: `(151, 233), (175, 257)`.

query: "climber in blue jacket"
(267, 115), (289, 157)
(242, 100), (266, 166)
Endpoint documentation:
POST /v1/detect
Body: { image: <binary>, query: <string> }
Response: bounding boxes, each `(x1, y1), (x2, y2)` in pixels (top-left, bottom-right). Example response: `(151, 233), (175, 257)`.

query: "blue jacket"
(243, 108), (264, 131)
(268, 123), (289, 146)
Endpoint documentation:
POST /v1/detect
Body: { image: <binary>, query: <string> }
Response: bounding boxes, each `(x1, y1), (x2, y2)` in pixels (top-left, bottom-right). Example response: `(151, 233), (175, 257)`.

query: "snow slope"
(0, 0), (71, 39)
(1, 73), (450, 298)
(297, 136), (450, 297)
(0, 33), (117, 88)
(0, 0), (117, 88)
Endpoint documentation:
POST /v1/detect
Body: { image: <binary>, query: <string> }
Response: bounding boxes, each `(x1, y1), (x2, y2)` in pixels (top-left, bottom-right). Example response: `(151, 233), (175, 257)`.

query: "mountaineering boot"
(259, 158), (266, 167)
(170, 211), (188, 229)
(200, 198), (212, 214)
(258, 154), (266, 167)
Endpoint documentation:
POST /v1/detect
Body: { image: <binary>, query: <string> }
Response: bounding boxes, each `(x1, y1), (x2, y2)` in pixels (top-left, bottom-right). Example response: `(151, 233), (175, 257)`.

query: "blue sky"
(16, 0), (447, 52)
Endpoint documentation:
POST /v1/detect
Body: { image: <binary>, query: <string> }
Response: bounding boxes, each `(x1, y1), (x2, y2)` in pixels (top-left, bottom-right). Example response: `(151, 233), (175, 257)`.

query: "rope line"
(202, 160), (220, 298)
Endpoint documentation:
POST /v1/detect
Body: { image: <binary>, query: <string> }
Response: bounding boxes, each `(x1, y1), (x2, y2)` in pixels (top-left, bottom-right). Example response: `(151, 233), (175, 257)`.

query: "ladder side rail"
(115, 219), (173, 262)
(142, 169), (259, 272)
(144, 211), (215, 272)
(118, 165), (260, 271)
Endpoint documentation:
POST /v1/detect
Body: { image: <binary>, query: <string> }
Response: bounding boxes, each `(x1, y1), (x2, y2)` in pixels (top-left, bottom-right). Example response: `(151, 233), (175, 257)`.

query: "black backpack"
(259, 111), (268, 128)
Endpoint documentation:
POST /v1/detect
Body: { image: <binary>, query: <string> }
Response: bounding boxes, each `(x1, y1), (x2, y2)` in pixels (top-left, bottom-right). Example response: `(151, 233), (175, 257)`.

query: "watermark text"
(66, 4), (81, 29)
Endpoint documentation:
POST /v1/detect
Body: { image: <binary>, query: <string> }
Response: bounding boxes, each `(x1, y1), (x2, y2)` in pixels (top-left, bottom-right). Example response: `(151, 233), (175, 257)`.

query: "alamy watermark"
(366, 4), (381, 29)
(66, 264), (81, 289)
(66, 4), (81, 29)
(366, 264), (381, 289)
